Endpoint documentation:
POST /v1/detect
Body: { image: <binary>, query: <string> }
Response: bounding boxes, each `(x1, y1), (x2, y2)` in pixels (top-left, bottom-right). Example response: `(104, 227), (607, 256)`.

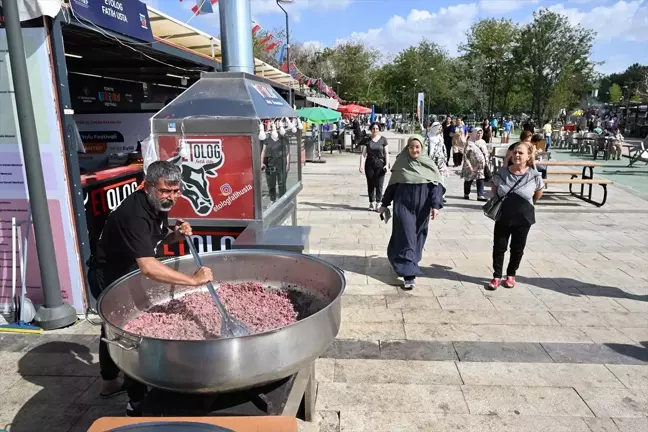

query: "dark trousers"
(444, 141), (452, 163)
(493, 127), (498, 137)
(89, 266), (148, 403)
(265, 161), (286, 201)
(492, 222), (531, 278)
(365, 162), (386, 203)
(464, 179), (485, 197)
(452, 152), (463, 167)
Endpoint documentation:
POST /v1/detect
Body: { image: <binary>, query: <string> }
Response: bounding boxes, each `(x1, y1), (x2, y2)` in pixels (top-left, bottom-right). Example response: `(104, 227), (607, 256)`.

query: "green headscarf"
(388, 134), (443, 186)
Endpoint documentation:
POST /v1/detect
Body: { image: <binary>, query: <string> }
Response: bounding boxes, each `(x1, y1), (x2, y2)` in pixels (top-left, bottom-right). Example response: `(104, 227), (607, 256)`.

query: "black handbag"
(483, 172), (526, 221)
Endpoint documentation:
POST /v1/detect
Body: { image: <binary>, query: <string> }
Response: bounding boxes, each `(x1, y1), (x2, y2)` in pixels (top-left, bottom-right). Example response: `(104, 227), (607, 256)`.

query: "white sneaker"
(374, 202), (380, 212)
(368, 202), (375, 211)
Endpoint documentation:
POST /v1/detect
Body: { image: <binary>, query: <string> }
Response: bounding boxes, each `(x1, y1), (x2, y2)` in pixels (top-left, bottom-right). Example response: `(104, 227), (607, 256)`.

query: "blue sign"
(69, 0), (153, 42)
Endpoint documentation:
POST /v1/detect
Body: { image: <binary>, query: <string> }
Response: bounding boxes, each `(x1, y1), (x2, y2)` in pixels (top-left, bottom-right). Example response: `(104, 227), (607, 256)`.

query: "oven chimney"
(218, 0), (255, 74)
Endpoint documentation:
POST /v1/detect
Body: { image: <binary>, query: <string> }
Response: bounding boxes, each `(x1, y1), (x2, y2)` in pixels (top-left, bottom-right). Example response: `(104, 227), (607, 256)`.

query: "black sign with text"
(70, 76), (144, 114)
(162, 227), (246, 257)
(83, 172), (145, 254)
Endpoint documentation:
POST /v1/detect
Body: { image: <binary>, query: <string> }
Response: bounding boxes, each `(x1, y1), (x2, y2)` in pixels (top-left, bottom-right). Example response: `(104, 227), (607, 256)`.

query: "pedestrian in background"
(488, 140), (544, 290)
(462, 127), (489, 201)
(379, 135), (445, 290)
(442, 115), (454, 164)
(451, 117), (467, 167)
(359, 122), (390, 211)
(482, 119), (492, 144)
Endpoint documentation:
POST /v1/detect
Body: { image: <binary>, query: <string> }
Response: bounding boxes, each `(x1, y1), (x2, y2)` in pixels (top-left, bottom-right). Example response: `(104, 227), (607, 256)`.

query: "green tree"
(608, 83), (622, 102)
(514, 9), (596, 122)
(326, 41), (380, 102)
(384, 40), (452, 118)
(460, 18), (518, 117)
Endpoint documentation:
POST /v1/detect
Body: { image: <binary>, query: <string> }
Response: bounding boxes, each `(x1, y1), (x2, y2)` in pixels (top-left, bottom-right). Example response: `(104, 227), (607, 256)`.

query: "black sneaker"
(126, 401), (143, 417)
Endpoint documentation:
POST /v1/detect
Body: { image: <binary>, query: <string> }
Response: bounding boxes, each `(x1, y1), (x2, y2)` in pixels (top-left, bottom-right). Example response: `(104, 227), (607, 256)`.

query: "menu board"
(0, 28), (86, 313)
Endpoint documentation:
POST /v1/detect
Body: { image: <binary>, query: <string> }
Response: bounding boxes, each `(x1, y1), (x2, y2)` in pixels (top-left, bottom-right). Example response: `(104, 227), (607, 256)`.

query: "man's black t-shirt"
(95, 190), (169, 287)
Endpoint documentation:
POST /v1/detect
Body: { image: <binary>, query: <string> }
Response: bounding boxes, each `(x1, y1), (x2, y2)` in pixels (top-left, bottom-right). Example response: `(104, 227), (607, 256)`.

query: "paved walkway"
(0, 132), (647, 431)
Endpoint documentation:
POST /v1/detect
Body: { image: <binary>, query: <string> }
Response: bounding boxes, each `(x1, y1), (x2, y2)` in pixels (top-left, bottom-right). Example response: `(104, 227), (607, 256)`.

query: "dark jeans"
(365, 162), (386, 203)
(464, 179), (485, 197)
(493, 127), (498, 137)
(492, 222), (531, 278)
(536, 165), (547, 179)
(444, 141), (452, 163)
(265, 160), (286, 201)
(89, 266), (148, 403)
(452, 152), (463, 167)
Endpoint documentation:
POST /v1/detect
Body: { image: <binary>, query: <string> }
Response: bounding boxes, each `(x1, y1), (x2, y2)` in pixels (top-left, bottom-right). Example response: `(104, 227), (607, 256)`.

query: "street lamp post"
(276, 0), (294, 106)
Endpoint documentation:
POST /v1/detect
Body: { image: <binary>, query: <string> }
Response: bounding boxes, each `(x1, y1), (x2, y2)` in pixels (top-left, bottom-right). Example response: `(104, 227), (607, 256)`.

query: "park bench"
(538, 161), (612, 207)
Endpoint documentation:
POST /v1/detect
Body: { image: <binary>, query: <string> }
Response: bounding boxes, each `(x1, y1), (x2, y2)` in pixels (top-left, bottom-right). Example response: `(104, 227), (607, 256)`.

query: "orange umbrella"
(338, 104), (371, 114)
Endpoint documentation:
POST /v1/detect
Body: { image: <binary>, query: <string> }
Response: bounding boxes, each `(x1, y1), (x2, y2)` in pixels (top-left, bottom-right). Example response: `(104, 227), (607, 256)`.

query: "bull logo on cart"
(167, 139), (225, 216)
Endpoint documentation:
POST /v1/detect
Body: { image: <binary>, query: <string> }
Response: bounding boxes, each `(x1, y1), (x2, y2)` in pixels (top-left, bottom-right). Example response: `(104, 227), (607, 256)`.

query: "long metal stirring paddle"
(184, 236), (250, 338)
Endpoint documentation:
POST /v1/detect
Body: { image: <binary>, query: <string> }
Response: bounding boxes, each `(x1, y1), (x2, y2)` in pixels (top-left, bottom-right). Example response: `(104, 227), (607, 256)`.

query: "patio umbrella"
(339, 104), (371, 115)
(297, 107), (341, 124)
(297, 107), (341, 163)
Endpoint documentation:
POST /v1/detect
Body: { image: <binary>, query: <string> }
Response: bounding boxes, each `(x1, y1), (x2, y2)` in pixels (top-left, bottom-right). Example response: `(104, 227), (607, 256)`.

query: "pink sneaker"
(487, 278), (501, 290)
(503, 276), (516, 288)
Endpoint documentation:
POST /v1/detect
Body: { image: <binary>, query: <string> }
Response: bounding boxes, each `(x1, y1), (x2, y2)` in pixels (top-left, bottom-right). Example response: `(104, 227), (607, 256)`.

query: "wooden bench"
(544, 178), (613, 207)
(547, 170), (582, 177)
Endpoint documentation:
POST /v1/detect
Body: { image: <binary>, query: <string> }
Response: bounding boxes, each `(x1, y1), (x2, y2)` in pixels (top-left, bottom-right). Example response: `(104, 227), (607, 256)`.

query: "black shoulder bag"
(482, 172), (527, 221)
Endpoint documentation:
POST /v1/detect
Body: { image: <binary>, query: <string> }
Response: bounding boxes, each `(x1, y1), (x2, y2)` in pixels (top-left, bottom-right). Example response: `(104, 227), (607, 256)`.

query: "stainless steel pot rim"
(97, 249), (345, 343)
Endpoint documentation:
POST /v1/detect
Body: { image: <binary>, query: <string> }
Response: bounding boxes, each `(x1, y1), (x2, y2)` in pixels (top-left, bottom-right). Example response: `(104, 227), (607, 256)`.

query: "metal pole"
(218, 0), (255, 73)
(3, 0), (77, 329)
(277, 1), (292, 107)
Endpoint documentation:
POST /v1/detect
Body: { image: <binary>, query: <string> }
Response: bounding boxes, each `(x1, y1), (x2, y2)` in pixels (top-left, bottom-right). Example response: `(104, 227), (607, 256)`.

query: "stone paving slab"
(317, 383), (469, 413)
(543, 342), (648, 365)
(461, 385), (594, 417)
(575, 387), (648, 418)
(605, 364), (648, 389)
(454, 341), (554, 363)
(333, 359), (461, 385)
(457, 362), (624, 388)
(339, 412), (595, 432)
(405, 324), (593, 343)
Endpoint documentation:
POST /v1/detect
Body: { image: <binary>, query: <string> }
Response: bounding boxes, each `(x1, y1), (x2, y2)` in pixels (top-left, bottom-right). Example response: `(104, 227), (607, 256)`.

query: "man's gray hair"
(145, 161), (182, 185)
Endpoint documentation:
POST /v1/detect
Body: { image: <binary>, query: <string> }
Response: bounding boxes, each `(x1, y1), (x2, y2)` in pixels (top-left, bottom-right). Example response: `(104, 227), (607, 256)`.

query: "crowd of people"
(357, 114), (545, 291)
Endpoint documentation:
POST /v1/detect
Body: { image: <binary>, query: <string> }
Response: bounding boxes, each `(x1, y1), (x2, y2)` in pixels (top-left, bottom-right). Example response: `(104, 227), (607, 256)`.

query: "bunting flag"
(190, 0), (218, 15)
(252, 23), (261, 34)
(265, 41), (280, 52)
(275, 43), (287, 64)
(259, 34), (274, 45)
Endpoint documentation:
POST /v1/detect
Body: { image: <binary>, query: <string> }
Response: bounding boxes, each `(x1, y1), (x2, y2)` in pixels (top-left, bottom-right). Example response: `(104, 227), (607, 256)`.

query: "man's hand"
(261, 164), (267, 172)
(378, 206), (388, 216)
(191, 266), (213, 286)
(175, 220), (192, 237)
(359, 166), (364, 174)
(430, 208), (440, 220)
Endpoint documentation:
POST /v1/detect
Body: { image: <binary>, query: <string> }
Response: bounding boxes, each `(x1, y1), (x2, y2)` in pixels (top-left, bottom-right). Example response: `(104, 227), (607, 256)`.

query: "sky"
(141, 0), (648, 75)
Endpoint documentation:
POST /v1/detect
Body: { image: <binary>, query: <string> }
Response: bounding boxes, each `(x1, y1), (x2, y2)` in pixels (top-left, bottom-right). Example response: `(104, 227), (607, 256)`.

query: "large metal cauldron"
(98, 250), (344, 393)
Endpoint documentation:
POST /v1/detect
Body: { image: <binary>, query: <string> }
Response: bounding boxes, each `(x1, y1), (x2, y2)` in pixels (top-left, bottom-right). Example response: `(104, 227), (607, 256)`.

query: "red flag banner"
(265, 41), (279, 52)
(260, 34), (273, 45)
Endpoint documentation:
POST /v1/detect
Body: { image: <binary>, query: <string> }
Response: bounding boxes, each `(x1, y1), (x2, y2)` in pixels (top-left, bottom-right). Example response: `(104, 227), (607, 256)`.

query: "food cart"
(148, 71), (306, 257)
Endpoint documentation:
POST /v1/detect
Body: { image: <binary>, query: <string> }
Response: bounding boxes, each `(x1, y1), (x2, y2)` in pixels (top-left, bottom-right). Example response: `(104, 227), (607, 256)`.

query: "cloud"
(341, 5), (479, 56)
(479, 0), (540, 14)
(547, 1), (648, 41)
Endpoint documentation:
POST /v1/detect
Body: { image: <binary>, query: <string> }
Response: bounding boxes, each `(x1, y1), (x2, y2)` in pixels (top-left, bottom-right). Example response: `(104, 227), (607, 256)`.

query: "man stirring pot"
(87, 161), (213, 416)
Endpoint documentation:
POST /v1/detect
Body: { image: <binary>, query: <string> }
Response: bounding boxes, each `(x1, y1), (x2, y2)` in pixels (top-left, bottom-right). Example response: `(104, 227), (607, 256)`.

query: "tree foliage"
(608, 83), (622, 103)
(460, 18), (518, 117)
(513, 9), (596, 122)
